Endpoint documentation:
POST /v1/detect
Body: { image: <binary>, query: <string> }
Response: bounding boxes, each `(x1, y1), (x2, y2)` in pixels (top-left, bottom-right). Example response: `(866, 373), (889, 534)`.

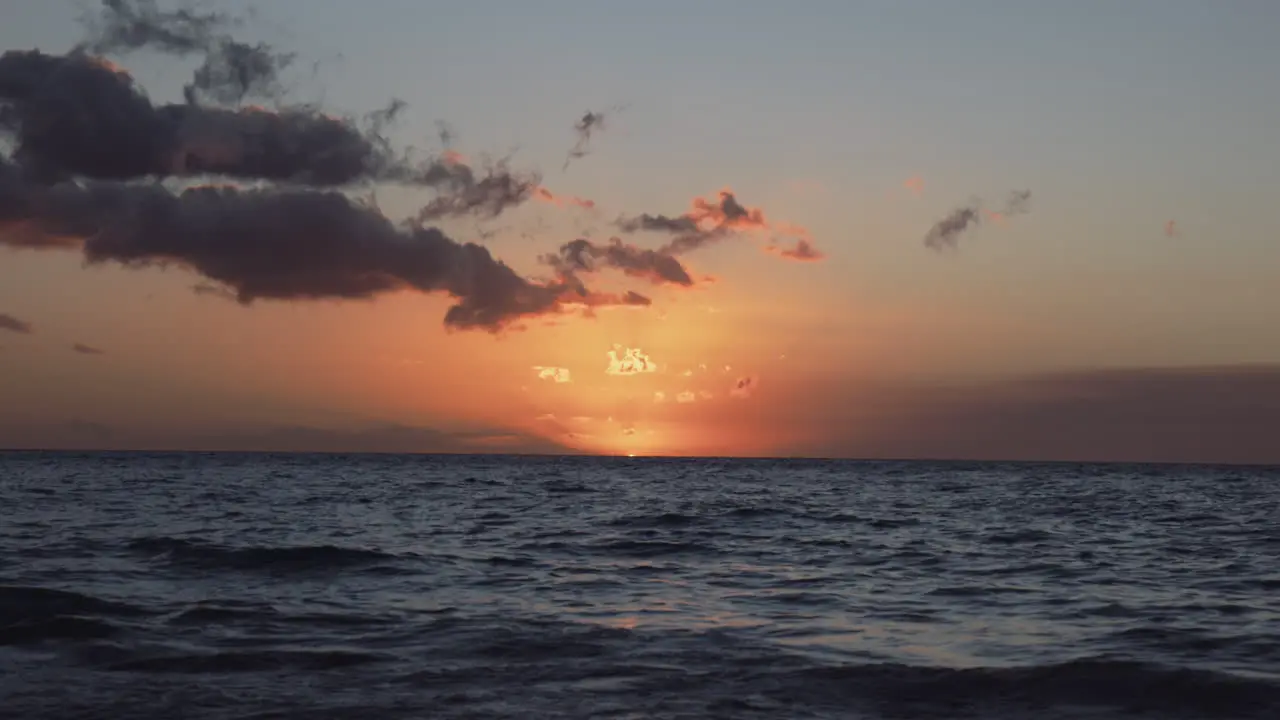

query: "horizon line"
(1, 446), (1276, 470)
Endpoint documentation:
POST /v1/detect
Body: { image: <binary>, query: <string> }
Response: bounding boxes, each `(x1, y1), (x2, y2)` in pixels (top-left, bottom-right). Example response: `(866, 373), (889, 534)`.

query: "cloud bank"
(7, 2), (794, 333)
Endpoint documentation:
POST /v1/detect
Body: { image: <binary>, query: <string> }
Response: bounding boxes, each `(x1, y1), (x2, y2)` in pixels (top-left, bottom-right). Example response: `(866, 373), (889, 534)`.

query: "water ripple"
(1, 452), (1278, 718)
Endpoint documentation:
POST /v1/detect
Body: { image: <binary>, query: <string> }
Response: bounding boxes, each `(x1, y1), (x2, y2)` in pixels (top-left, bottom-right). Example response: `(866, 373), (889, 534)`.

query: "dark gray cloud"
(768, 238), (824, 262)
(923, 204), (981, 251)
(76, 0), (293, 107)
(0, 48), (538, 194)
(0, 312), (32, 334)
(924, 189), (1033, 251)
(0, 49), (393, 185)
(616, 190), (772, 256)
(77, 0), (228, 57)
(562, 106), (623, 171)
(542, 237), (695, 287)
(72, 343), (104, 355)
(0, 159), (630, 331)
(0, 4), (639, 332)
(184, 40), (296, 106)
(414, 154), (540, 221)
(0, 5), (715, 334)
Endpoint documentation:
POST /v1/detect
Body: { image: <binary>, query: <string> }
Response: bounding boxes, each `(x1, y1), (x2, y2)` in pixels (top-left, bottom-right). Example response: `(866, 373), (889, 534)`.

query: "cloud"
(72, 343), (104, 355)
(74, 0), (299, 107)
(605, 345), (656, 376)
(413, 153), (542, 221)
(542, 237), (695, 287)
(533, 186), (595, 210)
(618, 189), (769, 253)
(699, 390), (714, 400)
(1164, 220), (1178, 238)
(903, 176), (925, 196)
(617, 189), (826, 262)
(0, 48), (434, 187)
(1, 154), (650, 331)
(653, 391), (666, 403)
(0, 313), (32, 334)
(767, 238), (825, 262)
(676, 391), (696, 404)
(924, 189), (1032, 251)
(0, 4), (817, 337)
(730, 375), (758, 398)
(793, 365), (1280, 464)
(533, 366), (572, 383)
(562, 105), (624, 171)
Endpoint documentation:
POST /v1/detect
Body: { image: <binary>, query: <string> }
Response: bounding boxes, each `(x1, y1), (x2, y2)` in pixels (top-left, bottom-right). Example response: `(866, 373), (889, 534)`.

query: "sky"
(1, 0), (1278, 463)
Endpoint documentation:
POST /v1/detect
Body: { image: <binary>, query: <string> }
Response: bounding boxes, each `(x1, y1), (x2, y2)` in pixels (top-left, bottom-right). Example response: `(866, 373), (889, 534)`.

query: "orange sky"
(2, 2), (1280, 464)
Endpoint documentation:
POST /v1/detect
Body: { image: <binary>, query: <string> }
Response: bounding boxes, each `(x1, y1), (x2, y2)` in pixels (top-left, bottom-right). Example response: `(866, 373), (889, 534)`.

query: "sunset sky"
(2, 1), (1279, 463)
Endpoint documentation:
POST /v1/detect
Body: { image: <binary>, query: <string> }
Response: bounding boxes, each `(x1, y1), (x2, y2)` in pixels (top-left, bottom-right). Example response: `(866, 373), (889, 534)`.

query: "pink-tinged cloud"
(903, 176), (925, 196)
(1164, 220), (1178, 238)
(533, 186), (595, 209)
(617, 189), (818, 260)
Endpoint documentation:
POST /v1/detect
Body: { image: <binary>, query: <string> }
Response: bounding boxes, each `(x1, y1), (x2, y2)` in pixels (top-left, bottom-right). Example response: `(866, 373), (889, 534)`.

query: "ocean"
(1, 452), (1277, 719)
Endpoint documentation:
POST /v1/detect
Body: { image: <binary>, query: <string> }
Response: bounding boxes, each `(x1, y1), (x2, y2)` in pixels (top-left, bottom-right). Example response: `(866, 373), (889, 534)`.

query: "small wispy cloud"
(924, 189), (1032, 251)
(676, 391), (697, 404)
(0, 313), (33, 335)
(533, 186), (595, 210)
(533, 366), (572, 383)
(730, 375), (758, 399)
(1164, 220), (1178, 238)
(766, 238), (825, 262)
(903, 176), (925, 196)
(73, 343), (104, 356)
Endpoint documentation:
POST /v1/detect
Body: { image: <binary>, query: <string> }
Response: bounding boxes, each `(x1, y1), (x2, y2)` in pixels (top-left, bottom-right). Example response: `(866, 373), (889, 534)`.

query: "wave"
(765, 658), (1280, 718)
(106, 648), (390, 673)
(125, 536), (401, 574)
(0, 585), (147, 646)
(609, 511), (701, 528)
(587, 539), (715, 557)
(0, 615), (121, 645)
(167, 600), (397, 629)
(0, 585), (148, 620)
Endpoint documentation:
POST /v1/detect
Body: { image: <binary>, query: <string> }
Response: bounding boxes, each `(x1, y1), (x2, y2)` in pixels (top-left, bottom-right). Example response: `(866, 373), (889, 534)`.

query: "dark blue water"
(1, 452), (1278, 719)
